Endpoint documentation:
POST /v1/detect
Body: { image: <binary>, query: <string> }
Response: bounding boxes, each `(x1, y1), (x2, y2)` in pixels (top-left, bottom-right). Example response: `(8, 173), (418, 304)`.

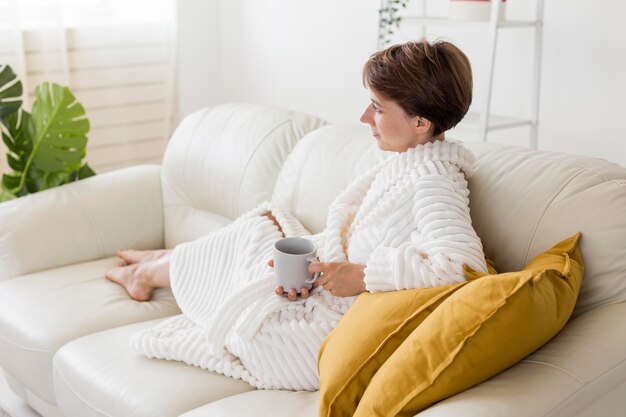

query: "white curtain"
(0, 0), (177, 174)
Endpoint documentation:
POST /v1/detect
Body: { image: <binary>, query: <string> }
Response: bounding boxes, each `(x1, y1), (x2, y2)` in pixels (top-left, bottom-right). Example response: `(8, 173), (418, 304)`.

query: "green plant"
(378, 0), (410, 48)
(0, 65), (95, 202)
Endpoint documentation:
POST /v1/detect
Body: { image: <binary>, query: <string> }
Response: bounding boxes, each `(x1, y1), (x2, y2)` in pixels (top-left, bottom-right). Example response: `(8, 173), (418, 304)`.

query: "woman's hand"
(268, 259), (310, 301)
(309, 261), (366, 297)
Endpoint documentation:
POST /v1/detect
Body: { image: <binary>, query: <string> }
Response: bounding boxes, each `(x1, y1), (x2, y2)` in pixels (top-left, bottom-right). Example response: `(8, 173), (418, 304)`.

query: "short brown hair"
(363, 39), (473, 136)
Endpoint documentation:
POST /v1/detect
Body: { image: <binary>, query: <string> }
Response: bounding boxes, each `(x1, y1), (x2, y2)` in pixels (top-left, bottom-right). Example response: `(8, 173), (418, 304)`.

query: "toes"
(116, 250), (136, 264)
(117, 249), (151, 264)
(105, 265), (151, 301)
(105, 266), (125, 283)
(118, 249), (169, 265)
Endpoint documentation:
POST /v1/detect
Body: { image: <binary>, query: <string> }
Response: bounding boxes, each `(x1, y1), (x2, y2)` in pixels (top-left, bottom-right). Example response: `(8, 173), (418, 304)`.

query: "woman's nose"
(360, 104), (373, 124)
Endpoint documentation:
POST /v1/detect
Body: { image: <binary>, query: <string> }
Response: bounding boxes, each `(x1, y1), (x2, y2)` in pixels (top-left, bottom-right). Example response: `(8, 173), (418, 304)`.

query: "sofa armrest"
(0, 165), (164, 281)
(418, 301), (626, 417)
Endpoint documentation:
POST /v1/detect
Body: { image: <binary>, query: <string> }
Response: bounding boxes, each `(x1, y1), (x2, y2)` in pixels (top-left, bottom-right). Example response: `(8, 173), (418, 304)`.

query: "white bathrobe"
(132, 139), (487, 391)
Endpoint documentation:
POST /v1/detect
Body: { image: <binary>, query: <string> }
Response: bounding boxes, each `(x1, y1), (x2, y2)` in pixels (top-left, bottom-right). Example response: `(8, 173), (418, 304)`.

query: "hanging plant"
(378, 0), (410, 48)
(0, 65), (95, 202)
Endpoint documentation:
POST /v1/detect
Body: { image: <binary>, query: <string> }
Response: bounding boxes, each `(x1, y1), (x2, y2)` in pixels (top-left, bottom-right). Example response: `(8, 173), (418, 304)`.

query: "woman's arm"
(364, 175), (487, 292)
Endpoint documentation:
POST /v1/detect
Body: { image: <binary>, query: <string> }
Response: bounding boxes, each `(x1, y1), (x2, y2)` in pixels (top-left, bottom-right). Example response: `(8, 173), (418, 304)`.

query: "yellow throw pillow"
(317, 259), (497, 417)
(318, 233), (583, 417)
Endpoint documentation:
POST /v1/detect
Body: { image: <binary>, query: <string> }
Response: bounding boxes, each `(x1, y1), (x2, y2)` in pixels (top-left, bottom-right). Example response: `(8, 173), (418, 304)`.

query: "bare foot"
(116, 249), (170, 265)
(105, 263), (154, 301)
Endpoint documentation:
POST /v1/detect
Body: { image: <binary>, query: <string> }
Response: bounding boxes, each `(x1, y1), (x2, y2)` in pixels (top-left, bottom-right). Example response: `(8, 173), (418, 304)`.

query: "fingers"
(312, 273), (328, 288)
(276, 286), (299, 301)
(276, 285), (314, 300)
(308, 261), (331, 274)
(268, 259), (274, 268)
(275, 286), (311, 300)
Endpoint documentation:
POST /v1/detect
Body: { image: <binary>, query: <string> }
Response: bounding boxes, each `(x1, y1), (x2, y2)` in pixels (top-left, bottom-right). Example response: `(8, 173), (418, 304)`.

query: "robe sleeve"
(363, 175), (487, 292)
(262, 204), (327, 260)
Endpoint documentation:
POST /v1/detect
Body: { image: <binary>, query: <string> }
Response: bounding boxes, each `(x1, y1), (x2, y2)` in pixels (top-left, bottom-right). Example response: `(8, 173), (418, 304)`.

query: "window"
(0, 0), (177, 173)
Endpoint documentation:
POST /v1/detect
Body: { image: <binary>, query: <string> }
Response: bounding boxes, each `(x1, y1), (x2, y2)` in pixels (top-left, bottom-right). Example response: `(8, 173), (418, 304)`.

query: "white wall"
(176, 0), (626, 167)
(216, 0), (380, 124)
(176, 0), (221, 118)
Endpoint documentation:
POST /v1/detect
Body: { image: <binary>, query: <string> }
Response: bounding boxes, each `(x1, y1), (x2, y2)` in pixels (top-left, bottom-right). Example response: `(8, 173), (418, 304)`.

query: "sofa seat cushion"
(179, 390), (319, 417)
(0, 257), (180, 404)
(54, 319), (254, 417)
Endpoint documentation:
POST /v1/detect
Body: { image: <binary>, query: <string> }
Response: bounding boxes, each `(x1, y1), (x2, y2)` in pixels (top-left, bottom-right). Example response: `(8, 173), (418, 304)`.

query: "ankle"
(135, 263), (156, 288)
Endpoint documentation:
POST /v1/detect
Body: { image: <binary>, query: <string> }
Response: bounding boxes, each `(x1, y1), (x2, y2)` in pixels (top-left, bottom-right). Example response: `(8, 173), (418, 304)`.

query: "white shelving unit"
(378, 0), (545, 148)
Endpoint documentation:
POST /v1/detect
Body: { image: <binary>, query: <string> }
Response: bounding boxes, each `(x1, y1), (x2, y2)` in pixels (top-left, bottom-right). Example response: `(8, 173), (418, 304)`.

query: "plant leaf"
(2, 173), (21, 190)
(0, 65), (23, 122)
(7, 153), (24, 171)
(40, 171), (70, 191)
(29, 82), (90, 175)
(2, 111), (35, 192)
(0, 188), (16, 202)
(2, 111), (34, 154)
(77, 163), (96, 180)
(24, 173), (39, 194)
(2, 131), (17, 153)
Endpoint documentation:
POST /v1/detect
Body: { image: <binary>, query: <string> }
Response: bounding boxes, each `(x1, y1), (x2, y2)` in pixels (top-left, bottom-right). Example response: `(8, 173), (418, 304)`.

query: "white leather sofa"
(0, 103), (625, 417)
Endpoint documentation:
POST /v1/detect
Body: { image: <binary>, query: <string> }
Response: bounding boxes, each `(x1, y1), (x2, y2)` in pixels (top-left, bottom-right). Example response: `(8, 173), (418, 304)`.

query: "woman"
(106, 39), (487, 391)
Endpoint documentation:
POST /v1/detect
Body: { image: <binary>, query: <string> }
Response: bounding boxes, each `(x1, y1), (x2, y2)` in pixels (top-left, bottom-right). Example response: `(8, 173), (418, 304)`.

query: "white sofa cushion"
(0, 165), (164, 281)
(179, 390), (319, 417)
(54, 319), (254, 417)
(162, 103), (326, 247)
(0, 258), (180, 404)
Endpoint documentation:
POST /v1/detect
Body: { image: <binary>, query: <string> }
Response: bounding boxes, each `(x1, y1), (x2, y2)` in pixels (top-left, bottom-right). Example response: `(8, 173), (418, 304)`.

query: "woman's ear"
(414, 116), (433, 135)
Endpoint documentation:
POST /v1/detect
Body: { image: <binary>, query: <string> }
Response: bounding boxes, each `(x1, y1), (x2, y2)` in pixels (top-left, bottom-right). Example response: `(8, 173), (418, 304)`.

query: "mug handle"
(305, 257), (320, 284)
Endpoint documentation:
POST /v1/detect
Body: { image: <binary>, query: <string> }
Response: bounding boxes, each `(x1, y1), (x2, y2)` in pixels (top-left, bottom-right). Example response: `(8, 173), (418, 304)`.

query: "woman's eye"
(373, 105), (381, 113)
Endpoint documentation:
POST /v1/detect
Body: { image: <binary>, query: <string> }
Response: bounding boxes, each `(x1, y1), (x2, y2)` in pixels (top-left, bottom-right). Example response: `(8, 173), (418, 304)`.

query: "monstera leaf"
(31, 83), (89, 171)
(0, 65), (22, 122)
(28, 82), (92, 190)
(1, 110), (35, 198)
(0, 65), (95, 202)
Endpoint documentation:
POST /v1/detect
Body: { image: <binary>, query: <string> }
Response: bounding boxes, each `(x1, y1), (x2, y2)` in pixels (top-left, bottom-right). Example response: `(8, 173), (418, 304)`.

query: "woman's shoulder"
(373, 140), (474, 184)
(410, 139), (475, 176)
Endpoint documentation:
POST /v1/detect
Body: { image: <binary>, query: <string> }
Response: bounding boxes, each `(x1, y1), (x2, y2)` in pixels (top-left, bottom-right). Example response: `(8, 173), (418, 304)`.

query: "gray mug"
(273, 237), (320, 292)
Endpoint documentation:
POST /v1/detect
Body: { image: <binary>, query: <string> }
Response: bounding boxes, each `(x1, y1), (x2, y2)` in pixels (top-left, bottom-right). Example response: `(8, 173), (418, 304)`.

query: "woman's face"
(360, 89), (433, 152)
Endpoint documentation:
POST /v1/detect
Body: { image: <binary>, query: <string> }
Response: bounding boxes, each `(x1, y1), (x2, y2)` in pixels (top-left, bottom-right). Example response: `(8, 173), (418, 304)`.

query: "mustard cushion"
(317, 259), (496, 416)
(318, 233), (583, 417)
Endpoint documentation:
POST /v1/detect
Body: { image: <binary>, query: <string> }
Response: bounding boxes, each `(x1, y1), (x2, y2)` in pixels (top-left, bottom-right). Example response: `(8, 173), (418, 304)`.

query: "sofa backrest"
(466, 141), (626, 316)
(272, 125), (626, 317)
(162, 103), (326, 248)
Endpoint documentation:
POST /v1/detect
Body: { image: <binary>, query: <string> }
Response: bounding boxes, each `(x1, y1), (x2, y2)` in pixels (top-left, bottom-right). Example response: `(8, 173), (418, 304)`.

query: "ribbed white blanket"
(132, 139), (487, 391)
